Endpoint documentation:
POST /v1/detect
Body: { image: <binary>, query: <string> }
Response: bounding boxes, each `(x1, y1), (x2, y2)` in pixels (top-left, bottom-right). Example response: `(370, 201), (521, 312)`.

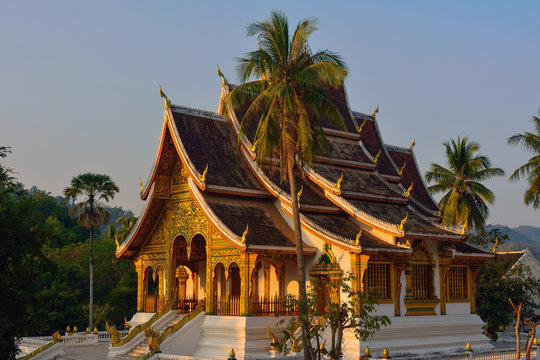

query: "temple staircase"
(108, 310), (184, 359)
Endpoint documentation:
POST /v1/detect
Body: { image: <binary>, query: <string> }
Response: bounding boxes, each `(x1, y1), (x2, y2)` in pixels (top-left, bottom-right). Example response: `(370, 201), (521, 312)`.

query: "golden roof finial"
(398, 213), (408, 231)
(241, 224), (248, 243)
(139, 177), (144, 193)
(398, 161), (406, 176)
(491, 237), (499, 253)
(356, 119), (366, 134)
(364, 346), (372, 356)
(336, 172), (344, 190)
(159, 85), (171, 109)
(297, 185), (303, 205)
(371, 105), (379, 119)
(355, 228), (362, 246)
(409, 138), (416, 152)
(465, 342), (472, 352)
(404, 182), (414, 198)
(460, 219), (468, 235)
(372, 149), (381, 164)
(199, 163), (208, 183)
(217, 64), (228, 86)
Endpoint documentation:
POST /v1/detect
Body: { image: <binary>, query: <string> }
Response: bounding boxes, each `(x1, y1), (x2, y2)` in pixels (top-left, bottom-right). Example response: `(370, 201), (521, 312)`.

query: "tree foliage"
(508, 115), (540, 208)
(425, 136), (504, 230)
(468, 226), (509, 251)
(475, 259), (540, 340)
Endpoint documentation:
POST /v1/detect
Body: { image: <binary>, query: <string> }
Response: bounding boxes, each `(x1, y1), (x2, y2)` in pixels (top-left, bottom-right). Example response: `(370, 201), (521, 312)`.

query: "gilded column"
(393, 263), (406, 316)
(205, 247), (215, 314)
(349, 253), (370, 293)
(240, 252), (258, 316)
(439, 245), (453, 315)
(263, 262), (271, 300)
(468, 265), (480, 314)
(135, 258), (144, 312)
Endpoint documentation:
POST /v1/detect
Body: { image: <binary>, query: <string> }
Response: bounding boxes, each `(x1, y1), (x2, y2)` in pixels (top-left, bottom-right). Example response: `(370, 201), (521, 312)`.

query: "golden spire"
(66, 325), (70, 332)
(382, 347), (389, 358)
(404, 182), (413, 198)
(217, 64), (227, 86)
(533, 337), (538, 346)
(355, 228), (362, 246)
(159, 85), (171, 109)
(86, 327), (90, 333)
(73, 326), (78, 333)
(356, 119), (366, 134)
(372, 150), (381, 164)
(199, 163), (208, 182)
(371, 105), (379, 119)
(409, 138), (416, 152)
(398, 161), (406, 176)
(93, 327), (98, 334)
(297, 185), (303, 205)
(241, 224), (248, 243)
(398, 213), (408, 231)
(336, 172), (344, 190)
(465, 342), (472, 352)
(229, 349), (236, 358)
(139, 177), (144, 193)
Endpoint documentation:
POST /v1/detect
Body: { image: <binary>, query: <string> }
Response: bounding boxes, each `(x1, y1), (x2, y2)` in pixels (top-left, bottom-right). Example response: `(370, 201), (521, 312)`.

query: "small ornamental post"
(465, 341), (473, 360)
(382, 347), (390, 359)
(363, 346), (372, 358)
(532, 337), (538, 360)
(228, 348), (237, 360)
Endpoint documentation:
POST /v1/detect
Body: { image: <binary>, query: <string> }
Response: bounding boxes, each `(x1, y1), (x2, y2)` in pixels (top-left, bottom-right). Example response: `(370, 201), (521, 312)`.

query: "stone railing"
(112, 304), (172, 347)
(63, 334), (98, 346)
(96, 330), (129, 342)
(496, 331), (530, 343)
(17, 338), (63, 360)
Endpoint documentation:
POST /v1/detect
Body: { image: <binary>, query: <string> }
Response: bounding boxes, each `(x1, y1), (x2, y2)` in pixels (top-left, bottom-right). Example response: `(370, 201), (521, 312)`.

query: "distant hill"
(491, 224), (540, 260)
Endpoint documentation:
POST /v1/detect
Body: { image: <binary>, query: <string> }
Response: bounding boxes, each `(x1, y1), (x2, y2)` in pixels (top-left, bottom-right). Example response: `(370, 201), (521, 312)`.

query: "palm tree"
(115, 215), (136, 246)
(64, 173), (119, 330)
(425, 136), (504, 230)
(225, 11), (347, 359)
(508, 116), (540, 208)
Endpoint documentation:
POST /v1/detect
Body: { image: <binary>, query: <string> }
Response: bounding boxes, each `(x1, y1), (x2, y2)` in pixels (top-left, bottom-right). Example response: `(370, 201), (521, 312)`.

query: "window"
(365, 263), (391, 300)
(448, 266), (468, 300)
(412, 264), (430, 299)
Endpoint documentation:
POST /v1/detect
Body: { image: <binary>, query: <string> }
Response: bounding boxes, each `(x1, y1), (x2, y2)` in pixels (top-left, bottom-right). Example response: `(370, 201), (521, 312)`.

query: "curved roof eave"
(140, 111), (170, 200)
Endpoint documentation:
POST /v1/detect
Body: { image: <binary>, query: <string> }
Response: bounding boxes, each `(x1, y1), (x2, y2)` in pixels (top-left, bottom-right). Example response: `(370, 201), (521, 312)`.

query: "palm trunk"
(89, 199), (94, 331)
(287, 155), (312, 360)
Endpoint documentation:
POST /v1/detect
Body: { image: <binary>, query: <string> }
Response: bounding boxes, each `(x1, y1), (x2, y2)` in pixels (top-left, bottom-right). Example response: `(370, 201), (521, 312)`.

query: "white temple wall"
(425, 239), (441, 315)
(269, 264), (279, 297)
(446, 302), (470, 315)
(283, 261), (299, 296)
(373, 303), (394, 317)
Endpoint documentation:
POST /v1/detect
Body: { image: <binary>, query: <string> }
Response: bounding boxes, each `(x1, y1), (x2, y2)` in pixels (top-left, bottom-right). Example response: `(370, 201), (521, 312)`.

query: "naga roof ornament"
(409, 138), (416, 152)
(372, 149), (381, 164)
(159, 85), (171, 109)
(371, 105), (379, 119)
(336, 172), (344, 190)
(398, 161), (407, 176)
(241, 224), (249, 243)
(398, 212), (409, 231)
(404, 182), (414, 198)
(356, 119), (366, 134)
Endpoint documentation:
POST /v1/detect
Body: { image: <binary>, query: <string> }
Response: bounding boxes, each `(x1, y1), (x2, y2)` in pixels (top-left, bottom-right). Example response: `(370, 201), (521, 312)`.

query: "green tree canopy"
(508, 115), (540, 208)
(425, 136), (504, 230)
(64, 173), (119, 330)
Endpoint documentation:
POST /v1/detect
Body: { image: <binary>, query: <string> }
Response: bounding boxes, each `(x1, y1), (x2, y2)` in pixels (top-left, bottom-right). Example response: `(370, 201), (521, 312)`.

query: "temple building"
(114, 77), (494, 359)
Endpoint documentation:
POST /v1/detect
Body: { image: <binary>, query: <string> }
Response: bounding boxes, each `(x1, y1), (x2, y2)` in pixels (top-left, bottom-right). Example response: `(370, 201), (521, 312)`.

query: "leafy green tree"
(0, 147), (56, 359)
(277, 274), (389, 359)
(508, 115), (540, 208)
(225, 12), (347, 358)
(115, 215), (137, 246)
(425, 136), (504, 230)
(475, 259), (540, 340)
(64, 173), (119, 330)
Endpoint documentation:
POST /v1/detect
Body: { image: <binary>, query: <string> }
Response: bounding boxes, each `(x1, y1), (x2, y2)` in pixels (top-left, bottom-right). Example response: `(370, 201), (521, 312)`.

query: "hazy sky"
(1, 1), (539, 227)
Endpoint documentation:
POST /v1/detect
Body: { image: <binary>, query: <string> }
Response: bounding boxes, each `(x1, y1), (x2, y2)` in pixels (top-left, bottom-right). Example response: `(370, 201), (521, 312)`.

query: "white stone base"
(191, 315), (293, 360)
(128, 312), (156, 328)
(355, 314), (493, 358)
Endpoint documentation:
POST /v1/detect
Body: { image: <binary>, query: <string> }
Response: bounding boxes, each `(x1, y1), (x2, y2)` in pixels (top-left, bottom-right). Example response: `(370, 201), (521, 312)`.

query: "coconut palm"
(425, 136), (504, 230)
(64, 173), (119, 330)
(508, 116), (540, 208)
(115, 215), (137, 245)
(225, 11), (347, 359)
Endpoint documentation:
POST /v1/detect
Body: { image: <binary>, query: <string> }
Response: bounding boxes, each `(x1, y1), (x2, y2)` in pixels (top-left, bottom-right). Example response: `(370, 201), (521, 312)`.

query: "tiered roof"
(117, 82), (491, 260)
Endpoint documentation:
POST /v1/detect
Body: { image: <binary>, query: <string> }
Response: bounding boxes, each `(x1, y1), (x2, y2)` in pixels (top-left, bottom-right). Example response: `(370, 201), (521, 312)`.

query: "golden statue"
(52, 331), (62, 342)
(106, 321), (122, 345)
(267, 325), (280, 350)
(371, 105), (379, 119)
(124, 317), (132, 332)
(290, 334), (303, 353)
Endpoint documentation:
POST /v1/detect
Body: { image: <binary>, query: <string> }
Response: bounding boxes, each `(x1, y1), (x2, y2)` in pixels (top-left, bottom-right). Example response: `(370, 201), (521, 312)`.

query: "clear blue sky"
(1, 1), (539, 227)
